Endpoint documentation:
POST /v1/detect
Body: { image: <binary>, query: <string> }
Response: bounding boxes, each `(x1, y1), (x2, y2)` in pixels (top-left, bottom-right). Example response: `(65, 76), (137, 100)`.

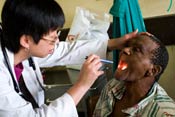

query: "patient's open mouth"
(118, 60), (128, 70)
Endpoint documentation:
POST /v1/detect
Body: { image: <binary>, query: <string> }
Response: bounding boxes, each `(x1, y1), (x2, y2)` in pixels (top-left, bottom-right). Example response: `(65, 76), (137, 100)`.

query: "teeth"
(118, 61), (128, 70)
(121, 65), (127, 70)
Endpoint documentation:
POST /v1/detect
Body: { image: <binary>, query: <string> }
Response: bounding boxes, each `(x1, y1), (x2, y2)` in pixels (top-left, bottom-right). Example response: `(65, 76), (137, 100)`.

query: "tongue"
(118, 61), (128, 70)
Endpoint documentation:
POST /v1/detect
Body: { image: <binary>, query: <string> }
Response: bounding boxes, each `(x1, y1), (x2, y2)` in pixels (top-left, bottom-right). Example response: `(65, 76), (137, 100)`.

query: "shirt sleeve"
(36, 39), (108, 67)
(39, 93), (78, 117)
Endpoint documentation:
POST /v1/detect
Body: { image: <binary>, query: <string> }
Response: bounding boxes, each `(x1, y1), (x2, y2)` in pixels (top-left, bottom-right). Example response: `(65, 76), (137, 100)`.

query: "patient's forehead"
(128, 35), (158, 51)
(132, 34), (151, 41)
(130, 35), (155, 44)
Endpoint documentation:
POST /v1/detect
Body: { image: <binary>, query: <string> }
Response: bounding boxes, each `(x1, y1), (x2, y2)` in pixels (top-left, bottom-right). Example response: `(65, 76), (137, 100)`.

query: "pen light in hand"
(85, 56), (113, 64)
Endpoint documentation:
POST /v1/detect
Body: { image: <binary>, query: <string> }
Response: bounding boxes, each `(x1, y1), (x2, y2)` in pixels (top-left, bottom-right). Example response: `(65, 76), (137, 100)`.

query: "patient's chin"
(114, 69), (128, 81)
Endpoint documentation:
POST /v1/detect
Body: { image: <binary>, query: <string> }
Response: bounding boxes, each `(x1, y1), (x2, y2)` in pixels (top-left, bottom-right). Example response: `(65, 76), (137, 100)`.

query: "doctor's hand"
(107, 29), (138, 50)
(67, 54), (104, 105)
(78, 54), (104, 87)
(67, 33), (79, 42)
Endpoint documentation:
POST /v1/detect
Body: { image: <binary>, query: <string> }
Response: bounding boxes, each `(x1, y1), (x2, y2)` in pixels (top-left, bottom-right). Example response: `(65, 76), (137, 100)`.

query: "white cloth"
(64, 7), (110, 70)
(66, 7), (110, 42)
(0, 39), (107, 117)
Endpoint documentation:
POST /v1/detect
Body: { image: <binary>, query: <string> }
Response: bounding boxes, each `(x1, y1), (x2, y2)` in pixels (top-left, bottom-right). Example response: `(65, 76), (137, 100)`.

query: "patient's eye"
(133, 47), (141, 52)
(125, 42), (130, 47)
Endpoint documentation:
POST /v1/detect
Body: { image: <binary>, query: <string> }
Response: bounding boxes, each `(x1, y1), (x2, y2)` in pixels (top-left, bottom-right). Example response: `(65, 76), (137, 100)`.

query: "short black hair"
(147, 35), (169, 81)
(1, 0), (65, 53)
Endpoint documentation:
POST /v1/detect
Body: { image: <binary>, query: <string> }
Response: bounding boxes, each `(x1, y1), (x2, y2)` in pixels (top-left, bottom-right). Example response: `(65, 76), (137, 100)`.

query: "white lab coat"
(37, 39), (107, 67)
(0, 39), (107, 117)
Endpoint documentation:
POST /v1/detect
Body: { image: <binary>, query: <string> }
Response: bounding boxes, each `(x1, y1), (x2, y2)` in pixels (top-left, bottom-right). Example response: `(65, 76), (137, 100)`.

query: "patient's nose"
(122, 47), (131, 55)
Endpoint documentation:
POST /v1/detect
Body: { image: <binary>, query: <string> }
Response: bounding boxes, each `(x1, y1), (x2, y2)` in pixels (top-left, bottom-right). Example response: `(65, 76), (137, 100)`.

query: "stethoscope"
(1, 42), (45, 97)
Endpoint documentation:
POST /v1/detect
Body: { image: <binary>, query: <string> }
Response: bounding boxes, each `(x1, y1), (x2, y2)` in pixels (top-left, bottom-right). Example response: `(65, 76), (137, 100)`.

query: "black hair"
(1, 0), (65, 53)
(148, 35), (169, 81)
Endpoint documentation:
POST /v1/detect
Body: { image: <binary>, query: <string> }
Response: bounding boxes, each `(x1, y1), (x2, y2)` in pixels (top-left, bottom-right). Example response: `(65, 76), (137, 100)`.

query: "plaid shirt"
(93, 79), (175, 117)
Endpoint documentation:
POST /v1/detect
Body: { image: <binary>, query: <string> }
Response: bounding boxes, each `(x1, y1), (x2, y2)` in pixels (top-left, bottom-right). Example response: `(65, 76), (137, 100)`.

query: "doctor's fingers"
(138, 32), (154, 37)
(85, 54), (101, 64)
(122, 29), (138, 41)
(109, 30), (138, 50)
(83, 55), (102, 71)
(82, 58), (103, 76)
(80, 63), (104, 83)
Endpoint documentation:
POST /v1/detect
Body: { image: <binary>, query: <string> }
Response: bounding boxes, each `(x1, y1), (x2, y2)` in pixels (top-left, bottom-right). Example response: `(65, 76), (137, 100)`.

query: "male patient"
(93, 33), (175, 116)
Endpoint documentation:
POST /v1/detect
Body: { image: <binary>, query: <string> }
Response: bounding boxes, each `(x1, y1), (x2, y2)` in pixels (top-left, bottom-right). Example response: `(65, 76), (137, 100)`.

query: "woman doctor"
(0, 0), (137, 116)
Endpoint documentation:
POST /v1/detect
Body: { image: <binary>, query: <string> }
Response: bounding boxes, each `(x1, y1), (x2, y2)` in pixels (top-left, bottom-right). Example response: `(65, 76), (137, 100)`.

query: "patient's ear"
(151, 65), (162, 77)
(145, 65), (162, 77)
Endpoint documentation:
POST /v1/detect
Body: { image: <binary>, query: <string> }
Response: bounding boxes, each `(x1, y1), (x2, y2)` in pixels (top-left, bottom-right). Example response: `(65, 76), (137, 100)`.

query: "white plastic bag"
(66, 7), (110, 70)
(66, 6), (110, 42)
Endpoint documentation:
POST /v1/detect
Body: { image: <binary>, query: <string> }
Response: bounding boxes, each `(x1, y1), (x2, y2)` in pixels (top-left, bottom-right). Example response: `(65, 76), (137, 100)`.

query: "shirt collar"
(124, 83), (158, 116)
(110, 81), (158, 116)
(14, 63), (23, 81)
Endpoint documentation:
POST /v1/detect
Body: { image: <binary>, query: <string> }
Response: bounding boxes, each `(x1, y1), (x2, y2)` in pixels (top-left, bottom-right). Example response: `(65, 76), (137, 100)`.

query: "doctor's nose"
(56, 38), (59, 44)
